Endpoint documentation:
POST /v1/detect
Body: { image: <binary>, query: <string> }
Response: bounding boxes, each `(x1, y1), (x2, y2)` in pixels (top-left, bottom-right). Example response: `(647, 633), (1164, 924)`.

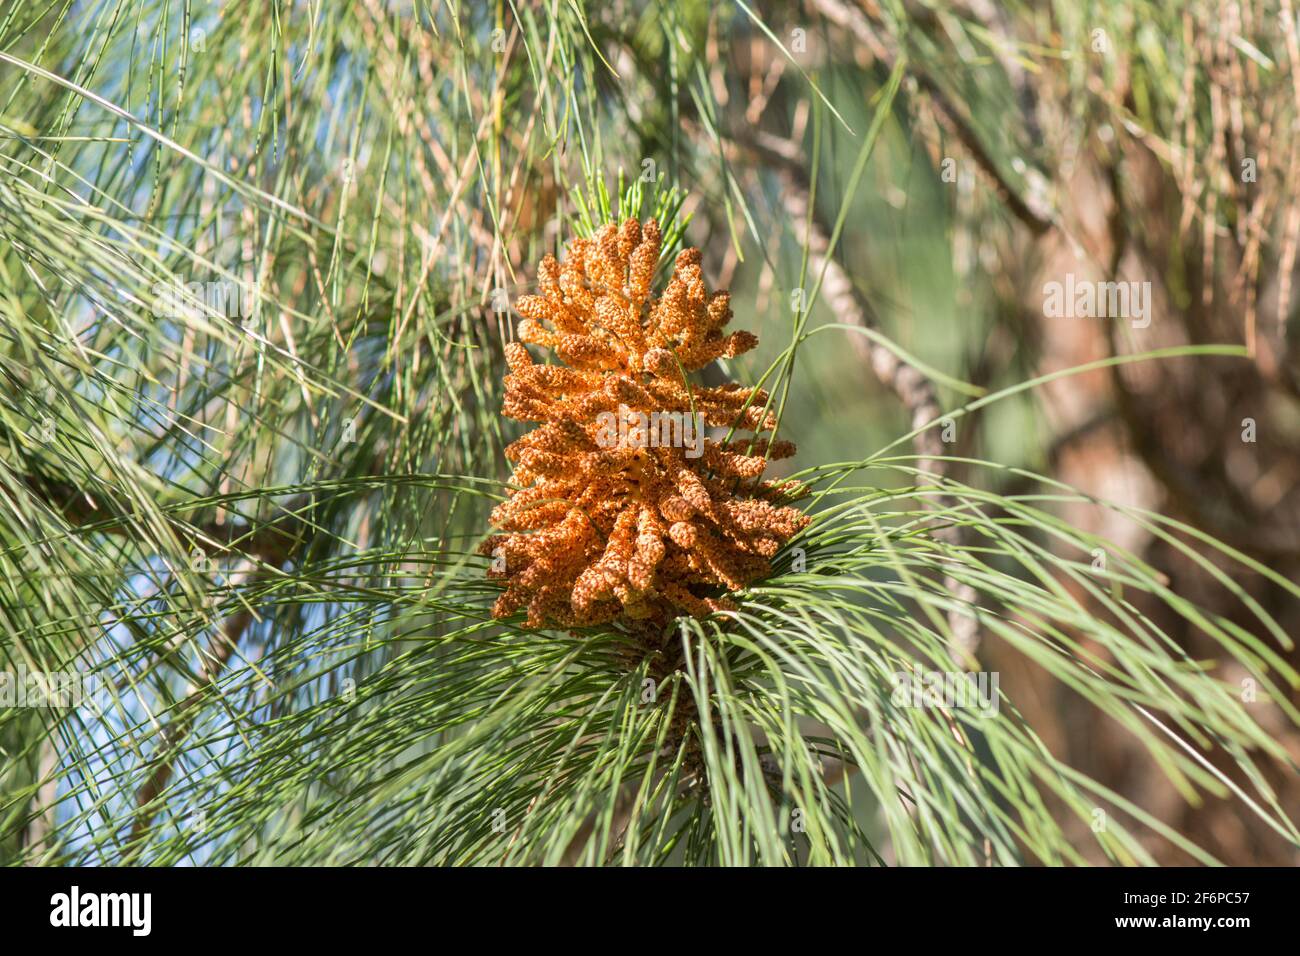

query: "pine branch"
(730, 127), (981, 660)
(124, 560), (262, 859)
(809, 0), (1055, 236)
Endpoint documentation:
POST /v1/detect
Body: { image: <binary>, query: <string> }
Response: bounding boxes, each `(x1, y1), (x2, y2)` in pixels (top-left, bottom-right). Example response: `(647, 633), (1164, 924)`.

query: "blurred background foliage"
(0, 0), (1297, 864)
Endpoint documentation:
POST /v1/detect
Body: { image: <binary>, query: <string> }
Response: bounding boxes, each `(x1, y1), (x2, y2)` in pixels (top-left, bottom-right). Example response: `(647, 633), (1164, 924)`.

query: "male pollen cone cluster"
(480, 217), (810, 630)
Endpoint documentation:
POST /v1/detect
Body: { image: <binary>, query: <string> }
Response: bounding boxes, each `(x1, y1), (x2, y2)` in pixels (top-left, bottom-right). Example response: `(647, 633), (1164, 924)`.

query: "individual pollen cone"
(480, 217), (810, 630)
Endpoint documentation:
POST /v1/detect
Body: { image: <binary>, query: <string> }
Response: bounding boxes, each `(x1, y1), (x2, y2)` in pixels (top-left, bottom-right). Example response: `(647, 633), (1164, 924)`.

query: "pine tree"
(1, 1), (1297, 867)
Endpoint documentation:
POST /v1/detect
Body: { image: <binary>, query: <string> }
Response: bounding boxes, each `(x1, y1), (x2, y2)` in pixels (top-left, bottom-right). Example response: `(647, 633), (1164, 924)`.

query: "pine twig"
(733, 128), (981, 661)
